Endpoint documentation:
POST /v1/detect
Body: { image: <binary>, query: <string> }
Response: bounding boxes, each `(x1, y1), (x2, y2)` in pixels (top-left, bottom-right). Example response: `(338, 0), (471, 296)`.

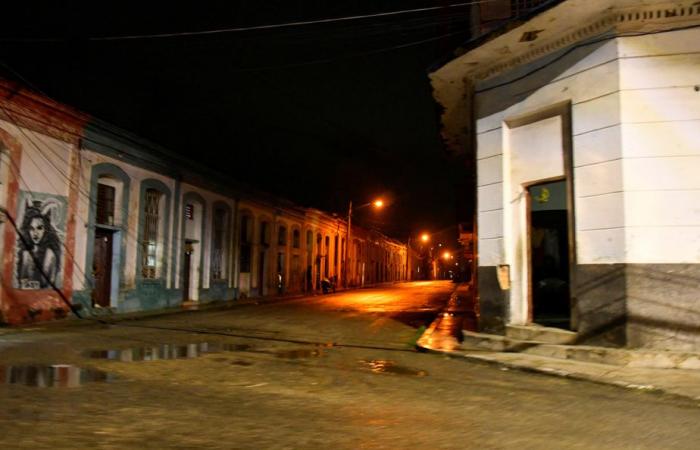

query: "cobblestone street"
(1, 282), (699, 449)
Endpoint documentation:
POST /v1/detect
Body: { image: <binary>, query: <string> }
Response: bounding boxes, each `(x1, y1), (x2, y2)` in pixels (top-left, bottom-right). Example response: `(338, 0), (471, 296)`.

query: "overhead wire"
(83, 1), (485, 41)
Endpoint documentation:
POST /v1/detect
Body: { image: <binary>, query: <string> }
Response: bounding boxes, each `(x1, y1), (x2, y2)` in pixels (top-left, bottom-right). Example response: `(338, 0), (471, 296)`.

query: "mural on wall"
(14, 191), (67, 290)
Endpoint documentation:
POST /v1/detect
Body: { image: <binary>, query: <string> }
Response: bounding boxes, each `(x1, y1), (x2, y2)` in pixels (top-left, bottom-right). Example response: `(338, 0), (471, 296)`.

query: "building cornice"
(474, 1), (700, 81)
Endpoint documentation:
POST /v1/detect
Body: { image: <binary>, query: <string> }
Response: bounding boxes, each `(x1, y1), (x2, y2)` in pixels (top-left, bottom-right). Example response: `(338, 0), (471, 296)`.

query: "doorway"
(528, 180), (571, 329)
(92, 228), (113, 307)
(258, 251), (266, 296)
(182, 242), (195, 302)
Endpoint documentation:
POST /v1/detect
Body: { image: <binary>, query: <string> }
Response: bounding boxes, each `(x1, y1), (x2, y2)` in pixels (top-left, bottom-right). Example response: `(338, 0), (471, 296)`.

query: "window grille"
(96, 183), (116, 226)
(141, 189), (161, 279)
(261, 222), (270, 246)
(184, 204), (194, 220)
(278, 225), (287, 246)
(211, 208), (226, 280)
(240, 216), (250, 244)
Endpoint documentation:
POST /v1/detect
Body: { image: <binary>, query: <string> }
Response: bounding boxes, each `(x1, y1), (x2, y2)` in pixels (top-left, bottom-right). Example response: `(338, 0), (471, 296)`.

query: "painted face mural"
(15, 194), (65, 290)
(29, 217), (46, 245)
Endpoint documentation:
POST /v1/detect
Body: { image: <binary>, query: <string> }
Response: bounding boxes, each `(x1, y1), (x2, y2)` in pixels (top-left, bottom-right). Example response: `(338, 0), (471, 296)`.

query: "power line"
(84, 1), (482, 41)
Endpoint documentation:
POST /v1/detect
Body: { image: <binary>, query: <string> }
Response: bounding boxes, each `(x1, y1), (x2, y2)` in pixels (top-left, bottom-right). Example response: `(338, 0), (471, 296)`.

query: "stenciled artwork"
(14, 192), (67, 290)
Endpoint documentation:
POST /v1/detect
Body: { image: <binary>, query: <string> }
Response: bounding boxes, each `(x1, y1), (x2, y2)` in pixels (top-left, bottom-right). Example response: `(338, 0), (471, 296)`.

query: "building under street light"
(431, 0), (700, 352)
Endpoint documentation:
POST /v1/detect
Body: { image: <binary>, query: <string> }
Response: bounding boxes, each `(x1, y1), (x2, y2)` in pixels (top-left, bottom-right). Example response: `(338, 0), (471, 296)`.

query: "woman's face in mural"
(29, 217), (46, 245)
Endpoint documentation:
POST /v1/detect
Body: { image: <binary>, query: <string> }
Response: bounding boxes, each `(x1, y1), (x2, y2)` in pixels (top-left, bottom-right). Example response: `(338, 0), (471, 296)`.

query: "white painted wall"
(476, 40), (624, 272)
(618, 28), (700, 264)
(503, 117), (565, 323)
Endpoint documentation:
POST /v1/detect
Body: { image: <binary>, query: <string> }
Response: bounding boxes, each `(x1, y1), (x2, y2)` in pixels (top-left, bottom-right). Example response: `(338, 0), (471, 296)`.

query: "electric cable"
(0, 206), (83, 319)
(79, 0), (486, 41)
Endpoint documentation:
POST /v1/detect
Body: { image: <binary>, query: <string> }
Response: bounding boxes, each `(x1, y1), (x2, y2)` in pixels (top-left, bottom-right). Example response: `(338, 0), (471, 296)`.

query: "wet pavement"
(1, 281), (699, 449)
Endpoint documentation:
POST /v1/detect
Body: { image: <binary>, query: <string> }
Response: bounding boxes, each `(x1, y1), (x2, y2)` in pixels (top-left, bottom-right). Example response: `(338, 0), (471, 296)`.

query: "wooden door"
(183, 243), (193, 301)
(258, 251), (266, 296)
(93, 229), (113, 307)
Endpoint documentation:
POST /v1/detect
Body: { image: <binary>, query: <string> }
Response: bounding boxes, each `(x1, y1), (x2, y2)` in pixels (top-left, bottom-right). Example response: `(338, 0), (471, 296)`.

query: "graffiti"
(15, 192), (66, 290)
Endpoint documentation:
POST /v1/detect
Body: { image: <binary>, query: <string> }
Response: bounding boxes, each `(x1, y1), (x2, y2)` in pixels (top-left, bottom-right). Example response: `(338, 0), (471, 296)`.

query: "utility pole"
(344, 200), (352, 288)
(405, 235), (411, 281)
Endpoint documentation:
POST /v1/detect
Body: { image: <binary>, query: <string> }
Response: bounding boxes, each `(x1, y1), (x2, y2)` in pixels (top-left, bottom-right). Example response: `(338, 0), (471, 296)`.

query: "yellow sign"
(534, 187), (550, 204)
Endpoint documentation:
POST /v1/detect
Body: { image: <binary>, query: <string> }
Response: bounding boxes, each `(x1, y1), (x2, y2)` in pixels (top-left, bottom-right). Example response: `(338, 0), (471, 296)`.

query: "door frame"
(505, 101), (577, 330)
(93, 226), (121, 308)
(524, 177), (573, 328)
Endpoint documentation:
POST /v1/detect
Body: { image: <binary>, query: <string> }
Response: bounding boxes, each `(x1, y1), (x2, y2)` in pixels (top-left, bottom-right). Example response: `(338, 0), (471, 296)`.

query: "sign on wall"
(14, 191), (67, 290)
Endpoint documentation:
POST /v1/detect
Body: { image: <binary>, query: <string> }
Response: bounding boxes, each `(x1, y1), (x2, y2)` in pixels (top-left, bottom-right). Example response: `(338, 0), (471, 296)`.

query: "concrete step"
(505, 324), (576, 344)
(461, 331), (700, 370)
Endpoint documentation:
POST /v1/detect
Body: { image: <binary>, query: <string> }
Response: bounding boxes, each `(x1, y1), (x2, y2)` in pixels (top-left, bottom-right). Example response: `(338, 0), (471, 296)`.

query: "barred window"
(142, 188), (161, 279)
(278, 225), (287, 246)
(96, 183), (116, 226)
(240, 215), (252, 273)
(260, 221), (270, 246)
(211, 208), (227, 280)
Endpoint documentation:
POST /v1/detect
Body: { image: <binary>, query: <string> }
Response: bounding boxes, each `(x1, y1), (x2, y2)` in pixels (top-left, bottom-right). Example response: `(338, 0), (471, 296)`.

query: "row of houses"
(431, 0), (700, 351)
(0, 78), (407, 325)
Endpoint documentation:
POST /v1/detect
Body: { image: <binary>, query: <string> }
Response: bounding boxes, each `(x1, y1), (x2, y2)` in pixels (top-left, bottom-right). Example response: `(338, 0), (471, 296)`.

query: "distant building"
(432, 0), (700, 351)
(0, 78), (407, 325)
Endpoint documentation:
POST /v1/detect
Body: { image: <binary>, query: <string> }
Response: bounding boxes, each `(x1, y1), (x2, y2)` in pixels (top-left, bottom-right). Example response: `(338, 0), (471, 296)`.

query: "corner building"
(432, 0), (700, 351)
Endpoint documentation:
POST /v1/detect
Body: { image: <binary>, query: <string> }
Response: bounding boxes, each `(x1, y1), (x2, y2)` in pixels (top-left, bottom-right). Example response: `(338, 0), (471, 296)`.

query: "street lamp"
(344, 198), (383, 288)
(406, 232), (430, 282)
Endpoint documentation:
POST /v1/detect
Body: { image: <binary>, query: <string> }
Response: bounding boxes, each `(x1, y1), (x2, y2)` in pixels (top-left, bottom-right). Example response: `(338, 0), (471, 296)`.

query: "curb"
(418, 344), (700, 404)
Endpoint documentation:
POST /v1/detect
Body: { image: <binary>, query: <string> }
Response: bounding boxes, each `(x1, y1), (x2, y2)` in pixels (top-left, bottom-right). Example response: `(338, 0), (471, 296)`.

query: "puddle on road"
(86, 342), (254, 362)
(86, 342), (327, 363)
(274, 349), (324, 359)
(358, 359), (428, 377)
(230, 360), (254, 366)
(389, 311), (440, 329)
(0, 365), (114, 388)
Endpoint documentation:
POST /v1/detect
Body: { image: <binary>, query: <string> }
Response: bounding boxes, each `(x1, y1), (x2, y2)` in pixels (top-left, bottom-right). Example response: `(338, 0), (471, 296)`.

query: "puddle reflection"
(359, 359), (427, 377)
(0, 365), (113, 387)
(275, 349), (324, 359)
(86, 343), (255, 362)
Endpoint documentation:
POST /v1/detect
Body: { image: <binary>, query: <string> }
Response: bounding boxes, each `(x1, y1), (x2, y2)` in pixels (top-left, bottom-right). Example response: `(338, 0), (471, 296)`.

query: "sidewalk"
(418, 316), (700, 402)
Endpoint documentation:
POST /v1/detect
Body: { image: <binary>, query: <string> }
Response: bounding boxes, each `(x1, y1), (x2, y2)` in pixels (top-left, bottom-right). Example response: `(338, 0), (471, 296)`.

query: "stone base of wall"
(477, 266), (508, 333)
(624, 264), (700, 352)
(479, 263), (700, 351)
(574, 264), (627, 347)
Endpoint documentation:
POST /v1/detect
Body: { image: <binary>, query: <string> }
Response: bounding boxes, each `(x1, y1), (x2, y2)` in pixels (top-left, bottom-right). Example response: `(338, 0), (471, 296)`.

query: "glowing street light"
(443, 251), (452, 260)
(345, 198), (384, 288)
(420, 233), (430, 243)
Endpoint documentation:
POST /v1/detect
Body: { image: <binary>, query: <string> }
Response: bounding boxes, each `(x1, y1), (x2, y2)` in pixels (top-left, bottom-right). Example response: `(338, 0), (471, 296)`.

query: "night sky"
(0, 1), (472, 244)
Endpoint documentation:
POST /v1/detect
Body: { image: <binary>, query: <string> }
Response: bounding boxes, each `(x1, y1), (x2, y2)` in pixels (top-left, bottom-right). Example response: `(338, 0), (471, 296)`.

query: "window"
(334, 235), (339, 272)
(278, 225), (287, 246)
(260, 221), (270, 246)
(293, 229), (301, 249)
(211, 208), (227, 280)
(184, 204), (194, 220)
(96, 183), (116, 226)
(240, 215), (252, 273)
(142, 188), (161, 279)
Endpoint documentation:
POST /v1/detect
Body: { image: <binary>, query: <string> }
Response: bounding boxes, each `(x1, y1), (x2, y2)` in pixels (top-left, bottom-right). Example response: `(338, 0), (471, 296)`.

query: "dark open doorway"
(182, 242), (194, 302)
(528, 180), (571, 329)
(92, 228), (113, 308)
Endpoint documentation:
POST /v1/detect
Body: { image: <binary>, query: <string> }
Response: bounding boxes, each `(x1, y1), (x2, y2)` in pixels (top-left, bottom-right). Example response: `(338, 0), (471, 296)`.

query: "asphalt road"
(1, 281), (699, 449)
